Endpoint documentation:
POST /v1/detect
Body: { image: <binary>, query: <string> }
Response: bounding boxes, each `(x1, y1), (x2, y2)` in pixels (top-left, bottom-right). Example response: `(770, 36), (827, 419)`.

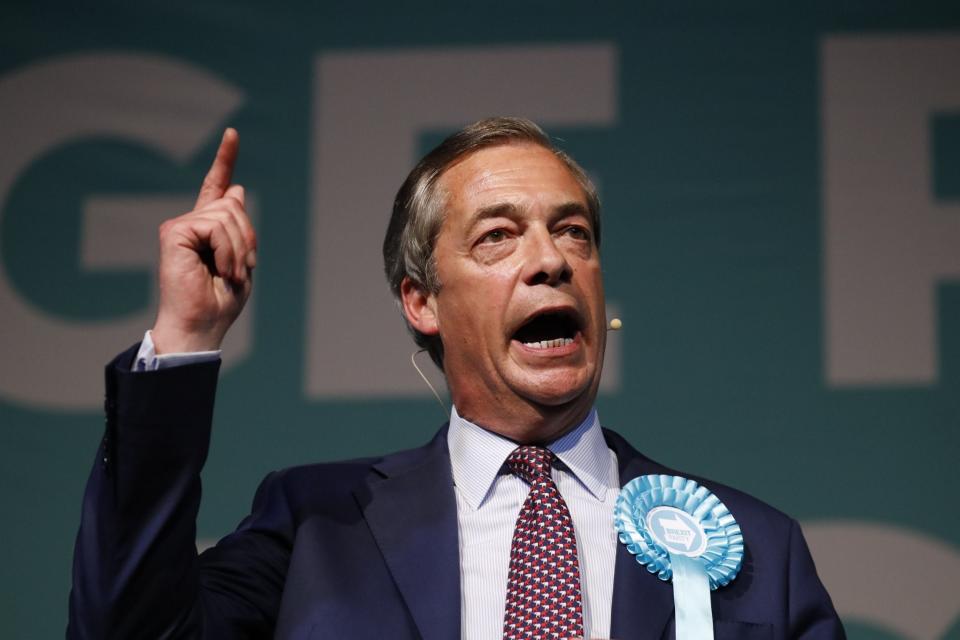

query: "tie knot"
(506, 445), (553, 484)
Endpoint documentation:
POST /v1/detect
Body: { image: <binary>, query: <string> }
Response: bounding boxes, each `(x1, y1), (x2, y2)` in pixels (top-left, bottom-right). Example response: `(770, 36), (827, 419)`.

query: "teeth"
(522, 338), (574, 349)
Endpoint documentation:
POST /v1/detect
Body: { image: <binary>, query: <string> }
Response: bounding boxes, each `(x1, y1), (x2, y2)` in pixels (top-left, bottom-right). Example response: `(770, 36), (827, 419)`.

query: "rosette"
(614, 474), (744, 639)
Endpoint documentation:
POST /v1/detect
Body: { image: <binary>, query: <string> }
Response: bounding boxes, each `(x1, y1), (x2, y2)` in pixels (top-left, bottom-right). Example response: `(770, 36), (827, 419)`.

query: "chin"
(513, 370), (596, 408)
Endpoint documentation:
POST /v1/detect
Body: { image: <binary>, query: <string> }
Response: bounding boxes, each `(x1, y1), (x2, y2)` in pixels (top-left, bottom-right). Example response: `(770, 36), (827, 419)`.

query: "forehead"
(436, 142), (588, 225)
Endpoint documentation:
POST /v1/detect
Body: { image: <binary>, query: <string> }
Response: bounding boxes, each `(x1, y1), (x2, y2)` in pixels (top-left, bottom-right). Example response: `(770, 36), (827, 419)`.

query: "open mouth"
(512, 310), (582, 350)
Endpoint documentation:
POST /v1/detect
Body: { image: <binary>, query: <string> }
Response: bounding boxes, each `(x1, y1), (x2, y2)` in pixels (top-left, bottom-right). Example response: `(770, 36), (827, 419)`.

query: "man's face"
(412, 142), (606, 440)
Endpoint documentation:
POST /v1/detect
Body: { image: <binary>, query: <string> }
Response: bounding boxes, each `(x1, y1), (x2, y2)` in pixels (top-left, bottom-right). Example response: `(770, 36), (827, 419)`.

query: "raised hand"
(150, 128), (257, 354)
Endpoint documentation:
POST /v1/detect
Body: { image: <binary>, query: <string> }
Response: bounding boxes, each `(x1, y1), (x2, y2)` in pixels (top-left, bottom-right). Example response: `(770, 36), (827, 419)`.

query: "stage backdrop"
(2, 2), (959, 638)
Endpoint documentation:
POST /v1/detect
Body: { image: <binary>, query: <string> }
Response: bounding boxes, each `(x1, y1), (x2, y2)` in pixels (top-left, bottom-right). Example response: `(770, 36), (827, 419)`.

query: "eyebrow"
(466, 201), (591, 235)
(553, 201), (590, 220)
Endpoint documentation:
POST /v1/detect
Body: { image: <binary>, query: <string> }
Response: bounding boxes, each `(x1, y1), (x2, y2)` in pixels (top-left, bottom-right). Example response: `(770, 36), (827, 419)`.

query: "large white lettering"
(822, 35), (960, 386)
(0, 53), (246, 409)
(306, 44), (620, 398)
(804, 520), (960, 638)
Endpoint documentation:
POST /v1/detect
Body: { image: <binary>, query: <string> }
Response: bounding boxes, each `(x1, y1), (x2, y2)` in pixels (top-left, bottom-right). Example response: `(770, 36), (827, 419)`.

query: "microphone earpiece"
(608, 318), (622, 331)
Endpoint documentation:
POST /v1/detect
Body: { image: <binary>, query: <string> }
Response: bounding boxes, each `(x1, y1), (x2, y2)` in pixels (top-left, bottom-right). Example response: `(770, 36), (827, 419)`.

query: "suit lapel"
(606, 430), (676, 640)
(353, 425), (677, 639)
(356, 427), (460, 640)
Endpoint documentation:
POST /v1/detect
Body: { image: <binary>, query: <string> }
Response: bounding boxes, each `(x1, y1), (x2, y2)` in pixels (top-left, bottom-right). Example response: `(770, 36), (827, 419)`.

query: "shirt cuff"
(134, 330), (222, 372)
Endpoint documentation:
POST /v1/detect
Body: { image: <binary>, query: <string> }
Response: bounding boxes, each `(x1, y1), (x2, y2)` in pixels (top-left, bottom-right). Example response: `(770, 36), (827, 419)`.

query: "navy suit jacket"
(69, 348), (844, 639)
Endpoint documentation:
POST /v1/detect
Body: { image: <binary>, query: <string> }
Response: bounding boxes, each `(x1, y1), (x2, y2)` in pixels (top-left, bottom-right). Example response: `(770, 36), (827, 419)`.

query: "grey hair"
(382, 116), (601, 370)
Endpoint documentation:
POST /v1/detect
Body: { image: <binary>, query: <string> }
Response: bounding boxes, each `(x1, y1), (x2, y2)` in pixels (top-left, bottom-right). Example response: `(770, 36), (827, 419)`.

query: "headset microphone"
(411, 349), (449, 414)
(608, 318), (623, 331)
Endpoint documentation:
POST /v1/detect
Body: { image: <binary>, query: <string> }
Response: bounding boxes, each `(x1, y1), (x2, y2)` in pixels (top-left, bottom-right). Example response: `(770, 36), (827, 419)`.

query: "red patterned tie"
(503, 445), (584, 640)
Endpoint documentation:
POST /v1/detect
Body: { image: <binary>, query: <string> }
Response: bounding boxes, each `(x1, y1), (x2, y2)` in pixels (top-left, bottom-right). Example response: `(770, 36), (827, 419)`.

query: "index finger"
(195, 128), (239, 209)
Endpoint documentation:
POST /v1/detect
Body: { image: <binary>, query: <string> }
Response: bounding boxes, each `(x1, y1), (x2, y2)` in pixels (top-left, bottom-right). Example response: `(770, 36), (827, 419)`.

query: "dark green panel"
(2, 1), (959, 638)
(934, 112), (960, 200)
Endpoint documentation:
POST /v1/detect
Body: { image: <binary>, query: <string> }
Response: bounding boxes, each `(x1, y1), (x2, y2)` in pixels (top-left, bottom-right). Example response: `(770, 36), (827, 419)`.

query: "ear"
(400, 276), (439, 336)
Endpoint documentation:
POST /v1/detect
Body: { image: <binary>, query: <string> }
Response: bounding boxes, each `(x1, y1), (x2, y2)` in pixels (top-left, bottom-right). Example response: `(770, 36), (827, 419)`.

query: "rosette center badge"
(646, 506), (707, 557)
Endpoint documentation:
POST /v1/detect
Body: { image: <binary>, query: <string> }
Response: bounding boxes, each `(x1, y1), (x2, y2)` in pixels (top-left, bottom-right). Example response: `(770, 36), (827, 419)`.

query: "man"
(69, 118), (844, 638)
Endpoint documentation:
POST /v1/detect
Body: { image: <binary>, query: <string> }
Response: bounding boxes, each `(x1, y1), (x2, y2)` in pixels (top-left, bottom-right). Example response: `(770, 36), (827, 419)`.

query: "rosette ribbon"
(614, 474), (743, 640)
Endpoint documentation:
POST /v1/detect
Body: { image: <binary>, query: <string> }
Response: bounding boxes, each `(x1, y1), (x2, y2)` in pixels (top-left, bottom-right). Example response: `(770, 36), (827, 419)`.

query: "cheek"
(440, 275), (515, 337)
(578, 267), (606, 324)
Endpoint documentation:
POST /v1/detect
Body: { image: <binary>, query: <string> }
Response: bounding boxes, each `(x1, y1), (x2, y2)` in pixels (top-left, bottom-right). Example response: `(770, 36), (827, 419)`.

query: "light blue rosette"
(614, 474), (744, 640)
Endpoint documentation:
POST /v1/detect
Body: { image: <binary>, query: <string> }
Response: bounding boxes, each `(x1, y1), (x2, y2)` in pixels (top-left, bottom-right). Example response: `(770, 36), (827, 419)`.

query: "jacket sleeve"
(788, 519), (847, 639)
(67, 345), (290, 639)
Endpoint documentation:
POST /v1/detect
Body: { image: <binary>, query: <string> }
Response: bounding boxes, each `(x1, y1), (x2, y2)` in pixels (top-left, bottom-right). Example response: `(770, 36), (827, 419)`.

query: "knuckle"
(159, 217), (185, 239)
(208, 201), (237, 219)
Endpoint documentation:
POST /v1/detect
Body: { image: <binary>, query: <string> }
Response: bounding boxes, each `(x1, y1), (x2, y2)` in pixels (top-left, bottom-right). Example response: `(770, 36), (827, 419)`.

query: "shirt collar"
(447, 405), (612, 510)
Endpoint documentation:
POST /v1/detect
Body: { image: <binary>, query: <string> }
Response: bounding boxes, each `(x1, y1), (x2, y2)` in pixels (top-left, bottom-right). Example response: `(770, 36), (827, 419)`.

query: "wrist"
(150, 323), (224, 355)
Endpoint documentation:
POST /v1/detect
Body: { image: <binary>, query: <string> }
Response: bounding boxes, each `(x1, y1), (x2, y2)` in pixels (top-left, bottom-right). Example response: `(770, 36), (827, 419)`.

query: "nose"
(522, 227), (572, 286)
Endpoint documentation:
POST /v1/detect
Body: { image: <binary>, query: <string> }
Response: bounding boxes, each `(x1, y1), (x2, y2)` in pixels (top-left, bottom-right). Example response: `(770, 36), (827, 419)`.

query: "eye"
(561, 225), (591, 241)
(480, 229), (509, 244)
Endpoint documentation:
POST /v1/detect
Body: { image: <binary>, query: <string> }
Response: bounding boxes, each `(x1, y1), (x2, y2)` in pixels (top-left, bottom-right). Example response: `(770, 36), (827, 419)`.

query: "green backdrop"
(2, 1), (959, 637)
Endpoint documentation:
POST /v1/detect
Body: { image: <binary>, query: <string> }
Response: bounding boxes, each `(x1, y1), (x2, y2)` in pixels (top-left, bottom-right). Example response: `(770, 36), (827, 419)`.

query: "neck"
(455, 400), (592, 445)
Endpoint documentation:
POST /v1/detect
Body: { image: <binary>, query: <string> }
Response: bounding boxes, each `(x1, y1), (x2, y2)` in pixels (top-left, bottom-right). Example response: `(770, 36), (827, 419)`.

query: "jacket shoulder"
(246, 425), (449, 523)
(602, 427), (797, 541)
